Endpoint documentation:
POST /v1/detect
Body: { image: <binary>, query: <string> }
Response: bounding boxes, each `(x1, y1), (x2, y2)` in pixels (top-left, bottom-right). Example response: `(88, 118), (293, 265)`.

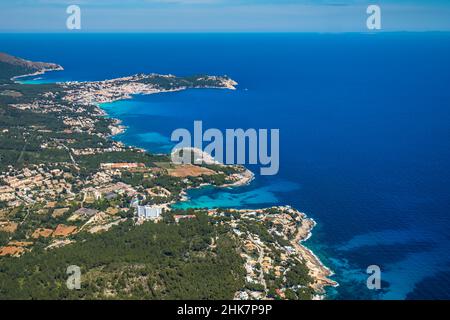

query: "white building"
(137, 205), (162, 219)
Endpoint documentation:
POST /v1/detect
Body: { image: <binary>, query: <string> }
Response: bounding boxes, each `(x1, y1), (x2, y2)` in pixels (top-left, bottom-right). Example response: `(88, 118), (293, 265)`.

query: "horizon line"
(2, 30), (450, 34)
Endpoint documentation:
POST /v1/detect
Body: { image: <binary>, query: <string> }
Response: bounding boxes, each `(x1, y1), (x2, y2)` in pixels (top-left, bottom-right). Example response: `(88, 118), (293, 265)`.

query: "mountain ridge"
(0, 52), (62, 71)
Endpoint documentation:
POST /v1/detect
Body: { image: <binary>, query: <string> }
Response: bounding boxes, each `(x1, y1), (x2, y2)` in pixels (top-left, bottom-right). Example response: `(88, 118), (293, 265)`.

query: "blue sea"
(2, 33), (450, 299)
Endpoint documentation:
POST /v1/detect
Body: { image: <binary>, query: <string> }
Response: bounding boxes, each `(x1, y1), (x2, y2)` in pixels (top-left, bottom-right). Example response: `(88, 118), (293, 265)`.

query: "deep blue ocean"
(1, 33), (450, 299)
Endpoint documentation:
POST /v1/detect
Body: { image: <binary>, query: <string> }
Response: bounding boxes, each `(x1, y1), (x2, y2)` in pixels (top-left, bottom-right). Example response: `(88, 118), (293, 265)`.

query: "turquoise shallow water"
(173, 180), (300, 210)
(3, 33), (450, 299)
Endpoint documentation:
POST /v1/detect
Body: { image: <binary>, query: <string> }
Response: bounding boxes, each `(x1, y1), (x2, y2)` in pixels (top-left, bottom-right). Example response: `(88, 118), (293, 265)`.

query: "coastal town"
(61, 73), (237, 105)
(0, 52), (336, 300)
(219, 206), (337, 299)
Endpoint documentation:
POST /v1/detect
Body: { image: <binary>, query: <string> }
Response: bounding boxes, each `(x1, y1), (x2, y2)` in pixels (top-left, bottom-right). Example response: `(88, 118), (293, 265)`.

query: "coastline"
(221, 167), (255, 188)
(292, 215), (338, 295)
(3, 33), (450, 301)
(11, 65), (64, 83)
(172, 165), (255, 208)
(60, 75), (238, 106)
(23, 68), (337, 298)
(97, 94), (337, 297)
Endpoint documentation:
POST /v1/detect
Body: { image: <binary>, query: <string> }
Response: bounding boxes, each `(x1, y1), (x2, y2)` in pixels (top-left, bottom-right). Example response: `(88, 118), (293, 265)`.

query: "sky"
(0, 0), (450, 32)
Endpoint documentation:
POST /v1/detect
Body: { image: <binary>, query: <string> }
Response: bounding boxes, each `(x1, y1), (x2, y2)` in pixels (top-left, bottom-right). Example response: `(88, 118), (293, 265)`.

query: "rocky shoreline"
(98, 98), (337, 297)
(292, 214), (338, 296)
(12, 59), (337, 298)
